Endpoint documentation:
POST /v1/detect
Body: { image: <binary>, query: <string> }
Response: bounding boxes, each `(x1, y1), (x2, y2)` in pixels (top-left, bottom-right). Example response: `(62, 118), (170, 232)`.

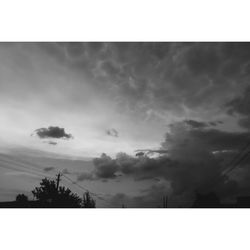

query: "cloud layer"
(39, 43), (250, 123)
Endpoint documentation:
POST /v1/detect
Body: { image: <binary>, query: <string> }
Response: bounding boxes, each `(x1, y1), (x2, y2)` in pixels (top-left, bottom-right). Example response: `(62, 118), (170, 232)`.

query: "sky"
(1, 42), (250, 207)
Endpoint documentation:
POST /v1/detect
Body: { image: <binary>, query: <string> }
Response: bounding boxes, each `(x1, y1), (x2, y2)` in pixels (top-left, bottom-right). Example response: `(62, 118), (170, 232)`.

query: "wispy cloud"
(106, 128), (119, 138)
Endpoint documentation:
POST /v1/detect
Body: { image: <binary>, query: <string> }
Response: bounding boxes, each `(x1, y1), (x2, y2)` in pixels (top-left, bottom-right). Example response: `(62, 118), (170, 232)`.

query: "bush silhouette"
(16, 194), (28, 203)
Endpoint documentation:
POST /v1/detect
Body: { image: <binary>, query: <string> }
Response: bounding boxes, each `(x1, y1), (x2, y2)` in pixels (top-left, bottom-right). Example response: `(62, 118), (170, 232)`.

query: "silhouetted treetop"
(82, 191), (96, 208)
(32, 178), (82, 208)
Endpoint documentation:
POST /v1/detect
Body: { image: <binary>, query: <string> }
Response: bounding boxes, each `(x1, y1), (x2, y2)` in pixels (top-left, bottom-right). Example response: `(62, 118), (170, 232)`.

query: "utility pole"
(56, 172), (61, 191)
(163, 195), (168, 208)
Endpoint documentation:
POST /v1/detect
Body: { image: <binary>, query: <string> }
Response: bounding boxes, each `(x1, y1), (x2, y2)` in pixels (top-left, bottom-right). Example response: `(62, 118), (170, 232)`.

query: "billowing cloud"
(77, 120), (250, 204)
(33, 126), (73, 140)
(93, 153), (119, 179)
(106, 128), (119, 137)
(163, 121), (250, 156)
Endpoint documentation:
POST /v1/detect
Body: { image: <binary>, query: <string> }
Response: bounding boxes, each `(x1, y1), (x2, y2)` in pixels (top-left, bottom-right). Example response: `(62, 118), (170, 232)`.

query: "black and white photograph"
(1, 42), (250, 208)
(1, 1), (250, 249)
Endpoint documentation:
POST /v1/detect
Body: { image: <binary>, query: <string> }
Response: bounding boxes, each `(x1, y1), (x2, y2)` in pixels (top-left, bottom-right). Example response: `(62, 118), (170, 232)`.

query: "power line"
(201, 140), (250, 190)
(0, 156), (60, 180)
(224, 150), (250, 176)
(62, 174), (89, 192)
(0, 157), (55, 178)
(0, 154), (47, 173)
(0, 163), (48, 179)
(0, 157), (112, 206)
(61, 173), (106, 197)
(61, 173), (113, 205)
(223, 141), (250, 175)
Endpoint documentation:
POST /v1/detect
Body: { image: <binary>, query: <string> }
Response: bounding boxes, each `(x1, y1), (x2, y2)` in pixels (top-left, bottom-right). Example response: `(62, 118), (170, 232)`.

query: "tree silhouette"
(16, 194), (28, 203)
(32, 178), (82, 208)
(82, 191), (96, 208)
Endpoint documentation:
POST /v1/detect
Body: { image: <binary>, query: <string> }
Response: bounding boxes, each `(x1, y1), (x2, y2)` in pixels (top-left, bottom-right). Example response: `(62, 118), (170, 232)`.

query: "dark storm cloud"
(146, 121), (250, 199)
(92, 153), (119, 179)
(165, 121), (250, 153)
(37, 42), (250, 121)
(106, 128), (119, 137)
(184, 43), (220, 75)
(76, 120), (250, 203)
(33, 126), (73, 140)
(226, 86), (250, 130)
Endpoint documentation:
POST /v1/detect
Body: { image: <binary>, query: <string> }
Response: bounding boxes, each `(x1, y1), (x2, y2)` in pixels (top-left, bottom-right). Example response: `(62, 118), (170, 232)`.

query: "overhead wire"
(61, 173), (113, 205)
(224, 150), (250, 176)
(223, 140), (250, 176)
(0, 163), (48, 179)
(0, 155), (56, 178)
(0, 155), (112, 205)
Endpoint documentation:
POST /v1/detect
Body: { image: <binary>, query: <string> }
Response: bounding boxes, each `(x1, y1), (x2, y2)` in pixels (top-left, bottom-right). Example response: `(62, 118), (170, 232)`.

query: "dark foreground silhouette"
(1, 190), (250, 208)
(0, 176), (96, 208)
(192, 192), (250, 208)
(1, 176), (250, 208)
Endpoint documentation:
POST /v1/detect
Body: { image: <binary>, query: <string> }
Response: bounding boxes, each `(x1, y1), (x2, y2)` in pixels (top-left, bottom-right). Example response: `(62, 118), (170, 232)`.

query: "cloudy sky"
(1, 42), (250, 207)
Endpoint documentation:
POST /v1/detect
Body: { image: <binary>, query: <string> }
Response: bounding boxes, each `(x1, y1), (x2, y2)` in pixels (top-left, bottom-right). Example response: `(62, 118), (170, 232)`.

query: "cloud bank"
(78, 119), (250, 204)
